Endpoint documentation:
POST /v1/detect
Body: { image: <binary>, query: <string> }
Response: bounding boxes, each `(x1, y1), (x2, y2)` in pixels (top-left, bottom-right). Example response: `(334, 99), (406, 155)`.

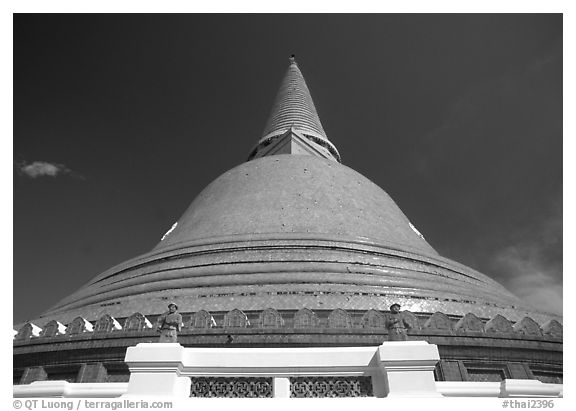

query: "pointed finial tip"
(289, 54), (297, 65)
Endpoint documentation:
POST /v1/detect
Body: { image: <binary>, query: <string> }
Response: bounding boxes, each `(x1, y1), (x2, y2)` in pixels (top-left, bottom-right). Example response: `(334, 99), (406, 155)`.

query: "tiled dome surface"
(154, 155), (438, 254)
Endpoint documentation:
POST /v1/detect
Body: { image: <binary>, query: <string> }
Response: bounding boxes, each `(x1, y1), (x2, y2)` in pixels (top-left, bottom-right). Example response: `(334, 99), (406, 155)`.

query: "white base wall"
(13, 343), (563, 399)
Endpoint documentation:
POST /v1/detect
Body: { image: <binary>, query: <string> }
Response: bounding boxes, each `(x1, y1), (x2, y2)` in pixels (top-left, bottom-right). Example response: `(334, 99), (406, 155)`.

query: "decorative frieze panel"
(12, 309), (562, 341)
(513, 317), (543, 336)
(124, 313), (152, 331)
(259, 308), (284, 328)
(15, 323), (42, 341)
(223, 309), (249, 328)
(190, 310), (216, 329)
(327, 308), (353, 328)
(67, 317), (94, 335)
(454, 313), (484, 332)
(485, 314), (513, 334)
(290, 376), (373, 398)
(400, 310), (420, 331)
(360, 309), (386, 328)
(190, 377), (272, 398)
(293, 308), (319, 328)
(41, 320), (66, 338)
(542, 320), (563, 339)
(423, 312), (453, 331)
(94, 314), (121, 334)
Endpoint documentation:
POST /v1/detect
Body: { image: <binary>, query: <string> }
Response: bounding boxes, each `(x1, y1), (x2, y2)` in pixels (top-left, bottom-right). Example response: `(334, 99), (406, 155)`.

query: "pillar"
(122, 343), (191, 397)
(20, 367), (47, 385)
(78, 363), (108, 383)
(273, 377), (291, 398)
(376, 341), (442, 398)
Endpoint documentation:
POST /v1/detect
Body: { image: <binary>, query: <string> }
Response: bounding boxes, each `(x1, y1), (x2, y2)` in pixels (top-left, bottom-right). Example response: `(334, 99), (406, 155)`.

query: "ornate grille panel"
(47, 371), (78, 383)
(290, 376), (373, 398)
(532, 373), (563, 384)
(106, 373), (130, 383)
(190, 377), (273, 398)
(466, 369), (505, 382)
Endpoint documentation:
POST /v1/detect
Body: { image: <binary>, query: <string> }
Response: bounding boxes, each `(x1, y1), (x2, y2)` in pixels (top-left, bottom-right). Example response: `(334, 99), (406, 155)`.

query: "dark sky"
(13, 14), (562, 324)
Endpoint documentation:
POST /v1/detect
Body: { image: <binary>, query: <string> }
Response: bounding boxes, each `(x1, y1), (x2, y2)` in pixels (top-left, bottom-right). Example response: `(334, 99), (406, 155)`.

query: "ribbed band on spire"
(261, 58), (329, 142)
(248, 57), (341, 163)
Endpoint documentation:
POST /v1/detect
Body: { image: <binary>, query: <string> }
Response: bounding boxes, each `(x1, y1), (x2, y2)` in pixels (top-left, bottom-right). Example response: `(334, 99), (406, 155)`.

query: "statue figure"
(385, 303), (411, 341)
(156, 302), (183, 343)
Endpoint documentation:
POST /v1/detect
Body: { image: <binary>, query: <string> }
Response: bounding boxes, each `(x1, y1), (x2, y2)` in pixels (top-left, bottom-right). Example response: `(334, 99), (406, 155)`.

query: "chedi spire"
(248, 55), (341, 162)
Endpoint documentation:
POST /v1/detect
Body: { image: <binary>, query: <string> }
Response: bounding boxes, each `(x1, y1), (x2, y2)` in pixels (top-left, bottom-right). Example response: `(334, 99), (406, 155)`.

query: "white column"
(122, 343), (191, 397)
(273, 377), (291, 398)
(376, 341), (442, 398)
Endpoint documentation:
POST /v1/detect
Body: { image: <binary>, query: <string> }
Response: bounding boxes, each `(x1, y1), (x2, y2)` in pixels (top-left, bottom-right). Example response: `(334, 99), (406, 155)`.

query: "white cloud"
(17, 161), (74, 178)
(494, 244), (563, 316)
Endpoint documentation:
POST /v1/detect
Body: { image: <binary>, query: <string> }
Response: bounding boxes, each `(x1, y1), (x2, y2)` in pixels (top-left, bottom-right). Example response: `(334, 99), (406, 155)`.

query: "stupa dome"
(154, 155), (437, 256)
(39, 154), (545, 326)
